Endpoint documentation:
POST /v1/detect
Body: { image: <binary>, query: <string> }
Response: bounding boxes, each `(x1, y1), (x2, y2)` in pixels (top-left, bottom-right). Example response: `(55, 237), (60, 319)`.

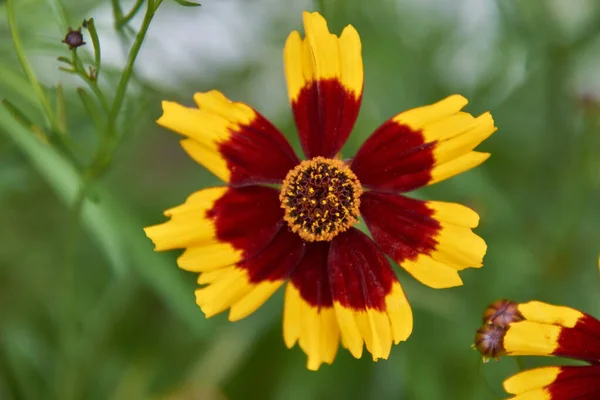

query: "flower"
(145, 11), (496, 370)
(474, 300), (600, 399)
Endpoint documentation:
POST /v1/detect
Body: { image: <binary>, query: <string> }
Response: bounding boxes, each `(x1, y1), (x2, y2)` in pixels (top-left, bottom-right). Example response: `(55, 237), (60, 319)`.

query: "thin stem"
(117, 0), (145, 28)
(86, 80), (110, 113)
(69, 50), (110, 112)
(56, 83), (67, 133)
(77, 88), (105, 134)
(86, 18), (103, 77)
(111, 0), (124, 25)
(2, 99), (35, 128)
(109, 0), (163, 129)
(7, 0), (60, 133)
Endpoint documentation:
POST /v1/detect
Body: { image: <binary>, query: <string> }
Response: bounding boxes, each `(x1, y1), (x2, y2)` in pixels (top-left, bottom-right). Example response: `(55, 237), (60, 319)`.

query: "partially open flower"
(476, 299), (600, 399)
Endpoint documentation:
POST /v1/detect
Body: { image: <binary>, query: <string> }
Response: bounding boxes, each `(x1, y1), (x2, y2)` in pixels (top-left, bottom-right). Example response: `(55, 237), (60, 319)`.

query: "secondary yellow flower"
(146, 11), (496, 370)
(474, 299), (600, 399)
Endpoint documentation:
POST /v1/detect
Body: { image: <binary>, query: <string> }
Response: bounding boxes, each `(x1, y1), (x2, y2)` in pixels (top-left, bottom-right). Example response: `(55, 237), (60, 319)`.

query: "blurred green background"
(1, 0), (600, 399)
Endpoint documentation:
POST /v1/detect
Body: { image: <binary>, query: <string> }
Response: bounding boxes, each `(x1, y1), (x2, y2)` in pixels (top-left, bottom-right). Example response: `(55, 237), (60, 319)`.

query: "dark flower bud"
(482, 299), (524, 328)
(473, 324), (506, 362)
(62, 27), (86, 50)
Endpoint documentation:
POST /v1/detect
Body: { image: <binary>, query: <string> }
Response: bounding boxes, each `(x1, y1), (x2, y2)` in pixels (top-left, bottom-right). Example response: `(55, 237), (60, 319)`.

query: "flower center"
(279, 157), (362, 242)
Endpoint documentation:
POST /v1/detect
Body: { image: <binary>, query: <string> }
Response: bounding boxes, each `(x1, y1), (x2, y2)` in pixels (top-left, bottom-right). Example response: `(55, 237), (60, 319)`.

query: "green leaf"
(76, 87), (103, 132)
(2, 99), (35, 129)
(173, 0), (201, 7)
(56, 84), (67, 133)
(56, 56), (73, 65)
(0, 107), (210, 336)
(84, 18), (102, 76)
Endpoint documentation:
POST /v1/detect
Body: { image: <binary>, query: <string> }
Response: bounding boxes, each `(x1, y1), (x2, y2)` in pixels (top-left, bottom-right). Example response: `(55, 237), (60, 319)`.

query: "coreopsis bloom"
(145, 11), (496, 370)
(474, 300), (600, 399)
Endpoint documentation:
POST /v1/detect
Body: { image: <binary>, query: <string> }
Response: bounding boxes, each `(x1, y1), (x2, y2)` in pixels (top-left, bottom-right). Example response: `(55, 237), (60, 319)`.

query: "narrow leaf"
(0, 107), (210, 336)
(57, 56), (73, 65)
(173, 0), (201, 6)
(76, 88), (103, 133)
(2, 99), (35, 129)
(56, 84), (67, 133)
(85, 18), (102, 77)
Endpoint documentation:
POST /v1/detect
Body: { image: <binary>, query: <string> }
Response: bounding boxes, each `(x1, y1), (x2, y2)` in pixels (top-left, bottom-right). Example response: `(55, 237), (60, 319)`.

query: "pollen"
(279, 157), (362, 242)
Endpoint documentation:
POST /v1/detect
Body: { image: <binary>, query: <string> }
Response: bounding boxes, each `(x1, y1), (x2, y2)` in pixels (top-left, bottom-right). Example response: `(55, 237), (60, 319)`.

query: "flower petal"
(283, 242), (340, 371)
(351, 95), (496, 192)
(144, 186), (283, 272)
(327, 228), (413, 361)
(284, 11), (363, 159)
(157, 90), (299, 186)
(503, 301), (600, 362)
(504, 366), (600, 400)
(360, 191), (486, 289)
(195, 227), (306, 321)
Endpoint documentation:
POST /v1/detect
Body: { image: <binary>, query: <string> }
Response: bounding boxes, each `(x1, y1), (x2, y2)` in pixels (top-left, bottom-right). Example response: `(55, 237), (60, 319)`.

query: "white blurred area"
(86, 0), (312, 114)
(41, 0), (600, 113)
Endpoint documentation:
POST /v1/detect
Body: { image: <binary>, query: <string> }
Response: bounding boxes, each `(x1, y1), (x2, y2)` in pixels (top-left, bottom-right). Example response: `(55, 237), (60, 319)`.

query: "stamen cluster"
(280, 157), (362, 242)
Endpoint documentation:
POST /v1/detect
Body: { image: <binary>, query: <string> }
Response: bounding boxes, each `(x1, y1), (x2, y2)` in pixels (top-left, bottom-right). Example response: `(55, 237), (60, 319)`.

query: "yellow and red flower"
(145, 11), (496, 370)
(474, 299), (600, 399)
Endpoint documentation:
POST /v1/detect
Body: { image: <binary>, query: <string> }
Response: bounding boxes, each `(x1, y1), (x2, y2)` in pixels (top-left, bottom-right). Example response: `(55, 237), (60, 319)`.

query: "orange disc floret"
(279, 157), (362, 242)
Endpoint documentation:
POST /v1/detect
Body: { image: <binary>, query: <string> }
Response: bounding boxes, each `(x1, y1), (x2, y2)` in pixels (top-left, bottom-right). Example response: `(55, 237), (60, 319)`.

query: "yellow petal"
(393, 95), (469, 128)
(517, 301), (584, 328)
(283, 284), (340, 370)
(503, 367), (561, 395)
(504, 321), (560, 356)
(400, 254), (464, 289)
(284, 11), (363, 103)
(429, 151), (491, 185)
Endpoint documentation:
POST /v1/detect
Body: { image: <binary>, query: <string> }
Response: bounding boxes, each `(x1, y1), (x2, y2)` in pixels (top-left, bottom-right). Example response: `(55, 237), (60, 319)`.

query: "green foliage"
(1, 0), (600, 399)
(172, 0), (200, 7)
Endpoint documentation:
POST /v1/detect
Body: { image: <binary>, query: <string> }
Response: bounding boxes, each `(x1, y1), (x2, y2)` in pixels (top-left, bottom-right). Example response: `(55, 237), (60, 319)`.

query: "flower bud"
(474, 324), (506, 362)
(482, 299), (524, 328)
(62, 27), (86, 50)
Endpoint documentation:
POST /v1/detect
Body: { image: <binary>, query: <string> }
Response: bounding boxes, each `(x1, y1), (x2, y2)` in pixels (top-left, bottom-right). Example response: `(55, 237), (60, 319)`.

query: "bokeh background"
(1, 0), (600, 399)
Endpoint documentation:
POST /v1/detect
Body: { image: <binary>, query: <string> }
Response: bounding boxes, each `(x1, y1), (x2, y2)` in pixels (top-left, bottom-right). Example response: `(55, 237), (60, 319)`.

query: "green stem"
(80, 0), (163, 180)
(56, 83), (67, 133)
(86, 18), (103, 77)
(77, 88), (105, 133)
(117, 0), (145, 28)
(7, 0), (60, 133)
(2, 99), (35, 128)
(111, 0), (124, 25)
(70, 50), (110, 112)
(108, 0), (163, 130)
